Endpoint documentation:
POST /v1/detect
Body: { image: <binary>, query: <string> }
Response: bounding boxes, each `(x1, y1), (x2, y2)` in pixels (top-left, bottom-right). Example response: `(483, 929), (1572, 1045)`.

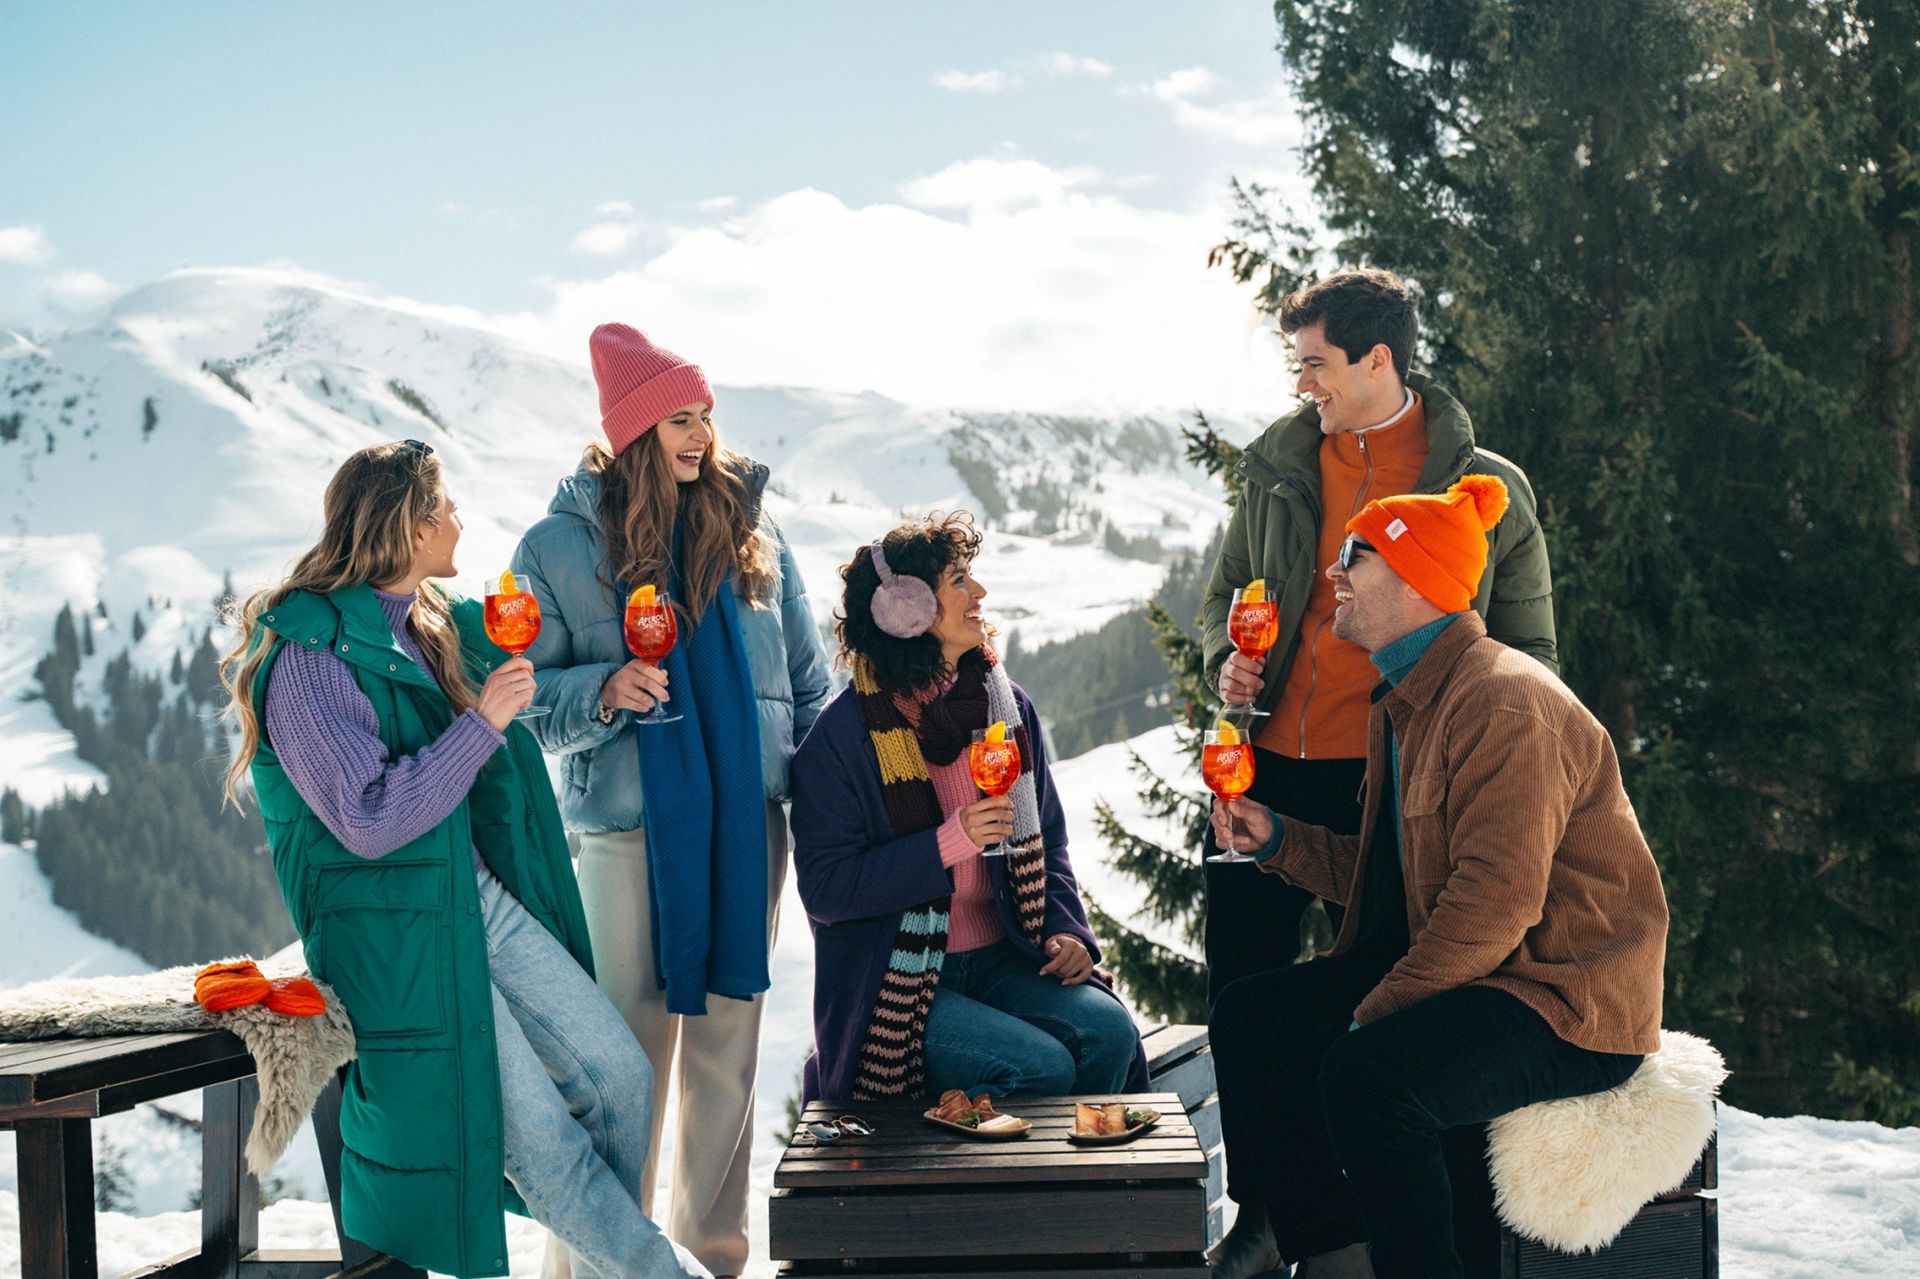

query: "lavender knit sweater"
(264, 589), (502, 864)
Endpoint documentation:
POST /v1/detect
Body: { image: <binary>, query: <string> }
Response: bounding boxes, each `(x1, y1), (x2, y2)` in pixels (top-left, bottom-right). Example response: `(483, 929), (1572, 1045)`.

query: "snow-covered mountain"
(0, 266), (1249, 729)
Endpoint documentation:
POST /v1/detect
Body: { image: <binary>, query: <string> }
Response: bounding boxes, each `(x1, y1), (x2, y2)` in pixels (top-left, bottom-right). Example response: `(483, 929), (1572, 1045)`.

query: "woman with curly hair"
(790, 511), (1147, 1104)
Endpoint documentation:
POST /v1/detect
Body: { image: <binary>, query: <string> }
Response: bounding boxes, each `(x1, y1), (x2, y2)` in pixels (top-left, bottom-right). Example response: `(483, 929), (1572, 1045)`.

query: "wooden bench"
(771, 1092), (1209, 1278)
(1142, 1025), (1718, 1278)
(1443, 1123), (1719, 1279)
(0, 1031), (415, 1279)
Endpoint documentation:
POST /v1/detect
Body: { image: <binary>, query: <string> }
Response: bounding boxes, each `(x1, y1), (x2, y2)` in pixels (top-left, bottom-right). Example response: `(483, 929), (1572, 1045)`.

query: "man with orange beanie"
(1202, 476), (1669, 1279)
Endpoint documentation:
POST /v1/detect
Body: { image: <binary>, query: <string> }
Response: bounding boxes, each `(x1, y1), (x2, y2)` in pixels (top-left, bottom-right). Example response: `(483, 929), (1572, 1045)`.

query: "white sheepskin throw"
(0, 953), (355, 1175)
(1487, 1029), (1725, 1255)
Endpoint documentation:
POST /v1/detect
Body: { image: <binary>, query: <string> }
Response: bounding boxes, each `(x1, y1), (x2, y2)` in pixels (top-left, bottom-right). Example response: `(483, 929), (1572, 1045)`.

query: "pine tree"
(1221, 0), (1920, 1119)
(0, 789), (28, 845)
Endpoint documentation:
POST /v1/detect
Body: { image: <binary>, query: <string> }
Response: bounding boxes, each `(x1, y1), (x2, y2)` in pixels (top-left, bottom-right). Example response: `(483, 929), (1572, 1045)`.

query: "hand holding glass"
(968, 729), (1022, 858)
(1225, 586), (1279, 718)
(1202, 729), (1257, 864)
(482, 574), (550, 719)
(622, 590), (683, 726)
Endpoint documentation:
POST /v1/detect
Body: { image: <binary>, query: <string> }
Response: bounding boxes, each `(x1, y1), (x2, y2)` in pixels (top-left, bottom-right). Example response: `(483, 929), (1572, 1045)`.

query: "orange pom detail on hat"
(1346, 474), (1510, 612)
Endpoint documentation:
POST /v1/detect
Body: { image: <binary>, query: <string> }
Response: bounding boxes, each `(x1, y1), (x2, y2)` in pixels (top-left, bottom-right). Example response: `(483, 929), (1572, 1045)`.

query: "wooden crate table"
(770, 1092), (1209, 1279)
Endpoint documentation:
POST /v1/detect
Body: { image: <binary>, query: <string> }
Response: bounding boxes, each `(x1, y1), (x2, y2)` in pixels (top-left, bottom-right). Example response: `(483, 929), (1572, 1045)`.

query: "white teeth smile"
(677, 452), (704, 464)
(1335, 589), (1353, 603)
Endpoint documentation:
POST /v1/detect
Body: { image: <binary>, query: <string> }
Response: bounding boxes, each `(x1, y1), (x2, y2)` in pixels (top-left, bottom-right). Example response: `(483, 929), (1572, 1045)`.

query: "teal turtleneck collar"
(1371, 613), (1466, 687)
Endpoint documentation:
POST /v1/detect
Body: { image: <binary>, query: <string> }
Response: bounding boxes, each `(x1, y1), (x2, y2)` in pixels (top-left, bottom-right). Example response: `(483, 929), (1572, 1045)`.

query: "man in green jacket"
(1201, 269), (1557, 1279)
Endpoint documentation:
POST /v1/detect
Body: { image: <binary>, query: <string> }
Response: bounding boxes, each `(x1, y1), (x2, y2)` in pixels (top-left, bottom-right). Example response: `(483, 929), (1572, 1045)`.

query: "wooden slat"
(779, 1259), (1207, 1279)
(1148, 1051), (1217, 1113)
(1508, 1196), (1709, 1278)
(4, 1032), (250, 1107)
(95, 1057), (259, 1119)
(202, 1078), (260, 1279)
(239, 1251), (350, 1279)
(777, 1147), (1208, 1187)
(1190, 1097), (1221, 1153)
(1141, 1025), (1209, 1077)
(16, 1118), (96, 1279)
(0, 1035), (157, 1074)
(769, 1183), (1207, 1260)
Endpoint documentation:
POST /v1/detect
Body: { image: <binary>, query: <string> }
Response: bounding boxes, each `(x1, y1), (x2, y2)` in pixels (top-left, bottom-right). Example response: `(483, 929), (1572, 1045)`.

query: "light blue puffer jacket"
(510, 460), (834, 834)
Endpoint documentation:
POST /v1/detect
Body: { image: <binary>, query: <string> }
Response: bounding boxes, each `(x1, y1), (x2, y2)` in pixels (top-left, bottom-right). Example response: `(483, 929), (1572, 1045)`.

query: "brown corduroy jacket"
(1264, 611), (1669, 1055)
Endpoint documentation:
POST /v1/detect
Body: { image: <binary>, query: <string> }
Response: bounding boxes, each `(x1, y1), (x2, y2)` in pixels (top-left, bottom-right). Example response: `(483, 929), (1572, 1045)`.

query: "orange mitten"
(195, 960), (269, 1012)
(262, 976), (327, 1017)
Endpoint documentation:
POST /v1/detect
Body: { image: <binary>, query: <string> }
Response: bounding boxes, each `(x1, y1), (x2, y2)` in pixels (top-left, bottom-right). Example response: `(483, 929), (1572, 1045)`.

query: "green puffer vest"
(1202, 371), (1559, 702)
(247, 584), (595, 1279)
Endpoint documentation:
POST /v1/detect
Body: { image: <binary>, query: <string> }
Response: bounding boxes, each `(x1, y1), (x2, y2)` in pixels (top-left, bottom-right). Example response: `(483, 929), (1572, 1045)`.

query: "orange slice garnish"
(496, 570), (519, 596)
(1241, 578), (1266, 604)
(1214, 718), (1242, 746)
(985, 720), (1009, 744)
(627, 584), (657, 609)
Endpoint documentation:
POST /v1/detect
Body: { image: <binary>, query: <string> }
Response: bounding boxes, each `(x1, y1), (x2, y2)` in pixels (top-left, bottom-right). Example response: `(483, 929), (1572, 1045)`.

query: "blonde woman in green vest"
(219, 440), (708, 1279)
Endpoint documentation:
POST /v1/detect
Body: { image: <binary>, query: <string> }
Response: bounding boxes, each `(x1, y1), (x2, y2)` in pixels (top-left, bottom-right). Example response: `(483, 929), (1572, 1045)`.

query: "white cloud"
(593, 200), (636, 216)
(1147, 67), (1301, 149)
(698, 196), (738, 213)
(1039, 52), (1114, 77)
(476, 157), (1289, 414)
(0, 225), (55, 265)
(571, 221), (643, 255)
(1153, 66), (1221, 99)
(934, 69), (1017, 94)
(40, 270), (121, 312)
(899, 158), (1099, 214)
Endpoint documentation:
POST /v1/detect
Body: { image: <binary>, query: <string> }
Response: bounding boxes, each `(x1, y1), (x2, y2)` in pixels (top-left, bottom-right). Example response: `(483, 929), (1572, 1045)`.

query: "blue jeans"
(479, 866), (709, 1279)
(921, 939), (1138, 1098)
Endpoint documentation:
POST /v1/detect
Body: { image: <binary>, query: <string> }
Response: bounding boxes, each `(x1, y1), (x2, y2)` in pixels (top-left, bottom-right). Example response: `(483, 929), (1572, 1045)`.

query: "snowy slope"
(1, 267), (1247, 690)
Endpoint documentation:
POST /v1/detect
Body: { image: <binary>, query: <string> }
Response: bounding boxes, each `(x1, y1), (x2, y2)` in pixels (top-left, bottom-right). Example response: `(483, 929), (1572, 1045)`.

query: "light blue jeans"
(921, 939), (1139, 1098)
(479, 866), (710, 1279)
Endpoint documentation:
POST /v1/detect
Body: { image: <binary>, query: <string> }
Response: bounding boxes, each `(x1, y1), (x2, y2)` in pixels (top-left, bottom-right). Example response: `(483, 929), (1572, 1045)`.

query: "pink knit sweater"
(930, 755), (1004, 952)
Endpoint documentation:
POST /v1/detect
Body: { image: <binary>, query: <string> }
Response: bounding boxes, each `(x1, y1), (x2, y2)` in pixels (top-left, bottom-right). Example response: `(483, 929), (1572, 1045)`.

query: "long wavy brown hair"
(218, 441), (474, 808)
(583, 423), (775, 620)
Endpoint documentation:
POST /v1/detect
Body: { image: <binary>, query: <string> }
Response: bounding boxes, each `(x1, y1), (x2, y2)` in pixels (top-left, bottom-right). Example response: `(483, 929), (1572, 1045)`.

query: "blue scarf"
(632, 547), (769, 1017)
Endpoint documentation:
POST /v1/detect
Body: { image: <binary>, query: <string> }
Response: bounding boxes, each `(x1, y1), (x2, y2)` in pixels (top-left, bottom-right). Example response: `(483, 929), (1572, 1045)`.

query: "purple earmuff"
(868, 538), (939, 638)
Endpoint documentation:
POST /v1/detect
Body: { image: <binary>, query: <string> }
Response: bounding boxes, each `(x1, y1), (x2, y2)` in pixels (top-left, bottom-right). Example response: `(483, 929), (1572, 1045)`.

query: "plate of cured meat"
(1068, 1101), (1160, 1145)
(922, 1089), (1031, 1139)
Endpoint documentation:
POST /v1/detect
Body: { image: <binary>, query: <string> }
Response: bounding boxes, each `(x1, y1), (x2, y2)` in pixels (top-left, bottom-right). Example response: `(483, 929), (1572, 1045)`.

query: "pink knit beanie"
(589, 322), (714, 455)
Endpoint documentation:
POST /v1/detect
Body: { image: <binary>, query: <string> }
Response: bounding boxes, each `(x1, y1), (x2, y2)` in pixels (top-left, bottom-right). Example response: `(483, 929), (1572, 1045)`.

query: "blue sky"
(1, 2), (1313, 410)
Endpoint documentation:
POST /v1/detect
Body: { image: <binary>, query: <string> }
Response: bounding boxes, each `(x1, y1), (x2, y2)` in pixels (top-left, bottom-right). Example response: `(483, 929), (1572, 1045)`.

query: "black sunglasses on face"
(1338, 534), (1376, 570)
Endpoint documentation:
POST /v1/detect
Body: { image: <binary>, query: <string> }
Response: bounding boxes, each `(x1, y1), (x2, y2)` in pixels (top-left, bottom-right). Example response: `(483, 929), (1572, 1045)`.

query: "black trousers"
(1209, 960), (1643, 1279)
(1202, 750), (1366, 1005)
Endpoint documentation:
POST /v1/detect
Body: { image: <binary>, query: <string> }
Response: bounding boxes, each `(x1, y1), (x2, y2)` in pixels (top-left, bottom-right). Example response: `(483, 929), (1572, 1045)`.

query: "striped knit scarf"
(848, 648), (1049, 1100)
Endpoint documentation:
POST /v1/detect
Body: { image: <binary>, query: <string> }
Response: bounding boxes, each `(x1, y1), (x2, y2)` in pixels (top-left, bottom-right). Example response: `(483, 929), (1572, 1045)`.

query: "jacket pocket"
(313, 860), (449, 1039)
(1400, 772), (1453, 886)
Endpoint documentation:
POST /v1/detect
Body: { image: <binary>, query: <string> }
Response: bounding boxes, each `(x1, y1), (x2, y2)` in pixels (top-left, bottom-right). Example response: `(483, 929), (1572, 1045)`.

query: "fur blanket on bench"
(0, 952), (355, 1174)
(1489, 1029), (1726, 1254)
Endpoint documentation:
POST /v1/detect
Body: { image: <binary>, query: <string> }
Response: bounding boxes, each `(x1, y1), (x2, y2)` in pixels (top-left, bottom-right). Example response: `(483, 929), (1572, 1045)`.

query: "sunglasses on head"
(1338, 534), (1376, 570)
(400, 438), (434, 458)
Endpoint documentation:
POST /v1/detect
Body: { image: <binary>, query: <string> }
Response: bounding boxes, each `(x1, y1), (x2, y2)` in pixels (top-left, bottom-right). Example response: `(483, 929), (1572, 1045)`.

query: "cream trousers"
(543, 802), (787, 1278)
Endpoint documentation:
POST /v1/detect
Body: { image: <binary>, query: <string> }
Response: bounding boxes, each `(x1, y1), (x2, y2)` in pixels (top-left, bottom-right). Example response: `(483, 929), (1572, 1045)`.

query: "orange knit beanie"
(1347, 475), (1510, 612)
